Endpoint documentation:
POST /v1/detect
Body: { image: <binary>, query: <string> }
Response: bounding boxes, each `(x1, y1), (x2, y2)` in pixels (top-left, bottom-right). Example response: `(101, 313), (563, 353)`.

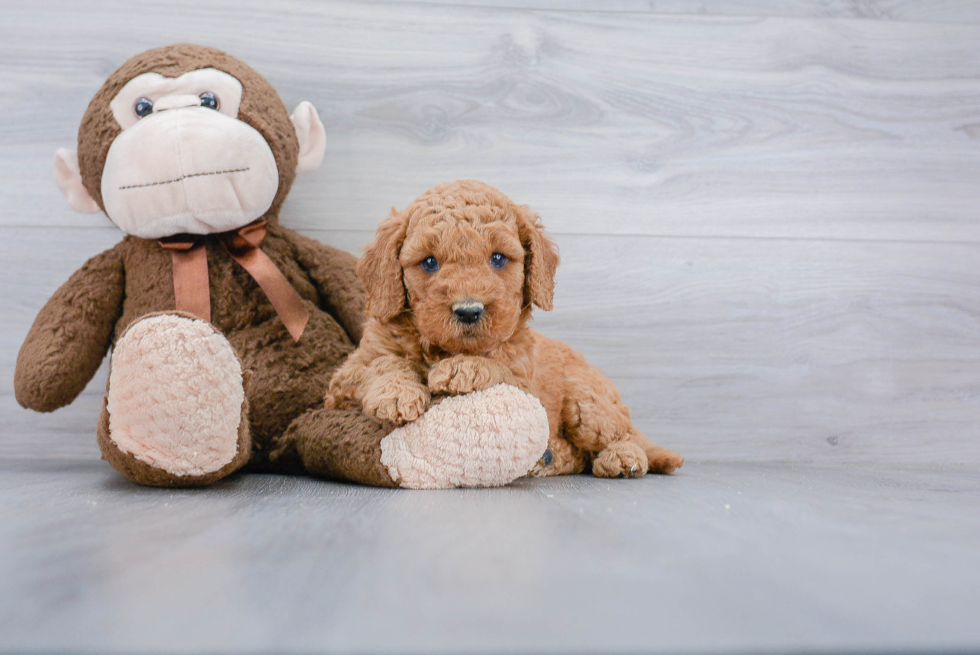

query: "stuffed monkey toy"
(15, 44), (548, 489)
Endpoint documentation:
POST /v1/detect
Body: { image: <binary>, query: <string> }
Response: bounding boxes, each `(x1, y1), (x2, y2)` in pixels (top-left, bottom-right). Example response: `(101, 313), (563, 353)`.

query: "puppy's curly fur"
(327, 180), (683, 478)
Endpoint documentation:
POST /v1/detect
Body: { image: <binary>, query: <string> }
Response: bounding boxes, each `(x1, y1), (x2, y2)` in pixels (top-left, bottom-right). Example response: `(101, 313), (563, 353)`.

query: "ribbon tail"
(171, 246), (211, 323)
(229, 248), (309, 342)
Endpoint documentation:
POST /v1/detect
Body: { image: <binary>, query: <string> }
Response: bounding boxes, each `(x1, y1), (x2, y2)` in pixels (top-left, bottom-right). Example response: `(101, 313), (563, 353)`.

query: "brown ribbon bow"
(159, 220), (309, 342)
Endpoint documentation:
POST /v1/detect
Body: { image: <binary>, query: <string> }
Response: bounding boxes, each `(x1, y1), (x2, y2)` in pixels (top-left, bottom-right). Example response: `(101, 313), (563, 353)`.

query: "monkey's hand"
(427, 355), (517, 396)
(15, 247), (125, 412)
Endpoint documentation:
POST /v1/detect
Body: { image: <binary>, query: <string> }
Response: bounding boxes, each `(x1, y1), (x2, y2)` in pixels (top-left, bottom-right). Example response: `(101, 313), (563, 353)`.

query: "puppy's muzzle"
(452, 300), (484, 325)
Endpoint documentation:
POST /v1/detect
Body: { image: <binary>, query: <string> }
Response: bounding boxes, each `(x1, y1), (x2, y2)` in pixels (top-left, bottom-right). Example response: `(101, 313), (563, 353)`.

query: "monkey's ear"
(53, 148), (100, 213)
(290, 102), (326, 174)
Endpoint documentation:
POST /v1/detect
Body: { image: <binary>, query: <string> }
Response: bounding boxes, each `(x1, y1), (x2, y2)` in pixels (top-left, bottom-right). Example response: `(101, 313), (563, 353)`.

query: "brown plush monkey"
(15, 44), (550, 489)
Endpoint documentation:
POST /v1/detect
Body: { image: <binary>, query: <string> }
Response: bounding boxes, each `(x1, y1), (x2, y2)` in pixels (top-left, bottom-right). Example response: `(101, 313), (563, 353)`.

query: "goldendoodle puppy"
(327, 180), (684, 478)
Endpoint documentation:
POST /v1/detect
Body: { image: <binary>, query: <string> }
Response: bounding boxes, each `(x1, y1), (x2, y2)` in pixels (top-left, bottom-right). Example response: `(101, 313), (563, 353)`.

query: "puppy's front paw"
(363, 382), (431, 425)
(592, 441), (649, 479)
(428, 355), (515, 396)
(426, 359), (465, 395)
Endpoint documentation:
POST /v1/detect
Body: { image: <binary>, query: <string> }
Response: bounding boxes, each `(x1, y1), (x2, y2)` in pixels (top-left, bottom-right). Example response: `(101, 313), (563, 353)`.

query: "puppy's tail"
(635, 432), (685, 474)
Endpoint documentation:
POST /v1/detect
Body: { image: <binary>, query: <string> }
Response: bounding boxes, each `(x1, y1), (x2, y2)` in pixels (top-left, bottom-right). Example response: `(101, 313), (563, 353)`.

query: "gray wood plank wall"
(2, 0), (978, 467)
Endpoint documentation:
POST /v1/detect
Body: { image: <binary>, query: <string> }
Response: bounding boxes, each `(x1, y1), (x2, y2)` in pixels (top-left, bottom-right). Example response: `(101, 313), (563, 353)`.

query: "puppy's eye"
(490, 252), (508, 268)
(420, 256), (440, 272)
(133, 97), (154, 118)
(199, 92), (219, 110)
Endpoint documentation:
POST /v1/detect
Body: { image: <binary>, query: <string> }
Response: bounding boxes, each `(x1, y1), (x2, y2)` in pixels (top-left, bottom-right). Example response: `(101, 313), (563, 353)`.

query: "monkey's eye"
(490, 252), (508, 268)
(199, 92), (219, 110)
(133, 97), (154, 118)
(420, 256), (440, 272)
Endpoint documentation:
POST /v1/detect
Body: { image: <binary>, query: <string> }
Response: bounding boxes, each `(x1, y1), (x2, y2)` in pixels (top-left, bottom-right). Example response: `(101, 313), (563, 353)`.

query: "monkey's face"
(54, 44), (326, 240)
(100, 68), (279, 238)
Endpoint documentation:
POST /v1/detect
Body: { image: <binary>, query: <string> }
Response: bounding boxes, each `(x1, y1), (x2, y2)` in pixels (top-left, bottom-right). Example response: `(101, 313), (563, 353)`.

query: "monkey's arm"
(15, 246), (125, 412)
(282, 227), (366, 345)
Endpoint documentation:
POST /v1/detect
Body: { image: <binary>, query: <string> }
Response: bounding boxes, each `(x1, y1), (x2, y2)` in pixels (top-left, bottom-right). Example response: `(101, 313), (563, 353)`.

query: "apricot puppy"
(327, 180), (683, 478)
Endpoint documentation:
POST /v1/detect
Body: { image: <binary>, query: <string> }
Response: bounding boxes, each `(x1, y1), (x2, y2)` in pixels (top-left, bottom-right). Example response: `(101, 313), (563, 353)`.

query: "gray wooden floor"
(3, 460), (979, 653)
(2, 1), (980, 653)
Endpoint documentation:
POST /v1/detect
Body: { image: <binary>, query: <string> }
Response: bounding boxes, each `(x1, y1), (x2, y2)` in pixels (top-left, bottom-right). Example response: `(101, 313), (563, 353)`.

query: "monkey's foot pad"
(106, 314), (245, 477)
(380, 384), (550, 489)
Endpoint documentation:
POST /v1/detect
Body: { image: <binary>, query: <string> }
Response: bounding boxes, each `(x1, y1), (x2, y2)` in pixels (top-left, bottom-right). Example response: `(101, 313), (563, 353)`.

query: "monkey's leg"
(274, 384), (550, 489)
(97, 313), (251, 487)
(271, 406), (399, 487)
(561, 354), (684, 478)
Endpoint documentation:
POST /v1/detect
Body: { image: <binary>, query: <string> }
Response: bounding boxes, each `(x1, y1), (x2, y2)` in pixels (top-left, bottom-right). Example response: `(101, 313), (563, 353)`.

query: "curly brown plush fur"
(327, 180), (684, 478)
(15, 44), (398, 488)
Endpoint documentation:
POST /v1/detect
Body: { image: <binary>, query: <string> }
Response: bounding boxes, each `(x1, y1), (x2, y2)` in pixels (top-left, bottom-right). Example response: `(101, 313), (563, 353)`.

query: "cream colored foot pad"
(380, 384), (549, 490)
(107, 314), (244, 477)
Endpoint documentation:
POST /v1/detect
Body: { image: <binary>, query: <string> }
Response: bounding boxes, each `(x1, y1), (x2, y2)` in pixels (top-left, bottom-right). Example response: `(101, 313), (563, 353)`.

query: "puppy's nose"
(452, 300), (485, 325)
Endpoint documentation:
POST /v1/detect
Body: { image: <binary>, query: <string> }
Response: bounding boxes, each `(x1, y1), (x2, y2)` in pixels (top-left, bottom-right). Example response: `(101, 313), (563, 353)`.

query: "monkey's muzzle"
(100, 107), (279, 239)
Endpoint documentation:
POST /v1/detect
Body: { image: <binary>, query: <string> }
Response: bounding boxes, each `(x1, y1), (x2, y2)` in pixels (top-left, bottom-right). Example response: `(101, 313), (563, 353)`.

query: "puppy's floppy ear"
(358, 207), (409, 321)
(516, 205), (560, 311)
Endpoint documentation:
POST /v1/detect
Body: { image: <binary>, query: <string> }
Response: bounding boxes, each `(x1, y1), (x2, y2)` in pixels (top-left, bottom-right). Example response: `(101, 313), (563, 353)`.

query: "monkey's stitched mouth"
(119, 167), (250, 190)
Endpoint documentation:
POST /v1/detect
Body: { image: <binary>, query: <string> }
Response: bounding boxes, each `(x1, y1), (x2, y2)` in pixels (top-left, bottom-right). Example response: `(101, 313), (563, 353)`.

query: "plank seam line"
(355, 0), (980, 26)
(11, 225), (980, 248)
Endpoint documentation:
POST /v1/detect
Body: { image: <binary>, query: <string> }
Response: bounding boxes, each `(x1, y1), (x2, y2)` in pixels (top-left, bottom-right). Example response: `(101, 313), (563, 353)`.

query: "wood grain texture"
(2, 2), (980, 241)
(4, 227), (979, 466)
(3, 3), (980, 653)
(3, 0), (979, 468)
(1, 461), (978, 653)
(378, 0), (980, 23)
